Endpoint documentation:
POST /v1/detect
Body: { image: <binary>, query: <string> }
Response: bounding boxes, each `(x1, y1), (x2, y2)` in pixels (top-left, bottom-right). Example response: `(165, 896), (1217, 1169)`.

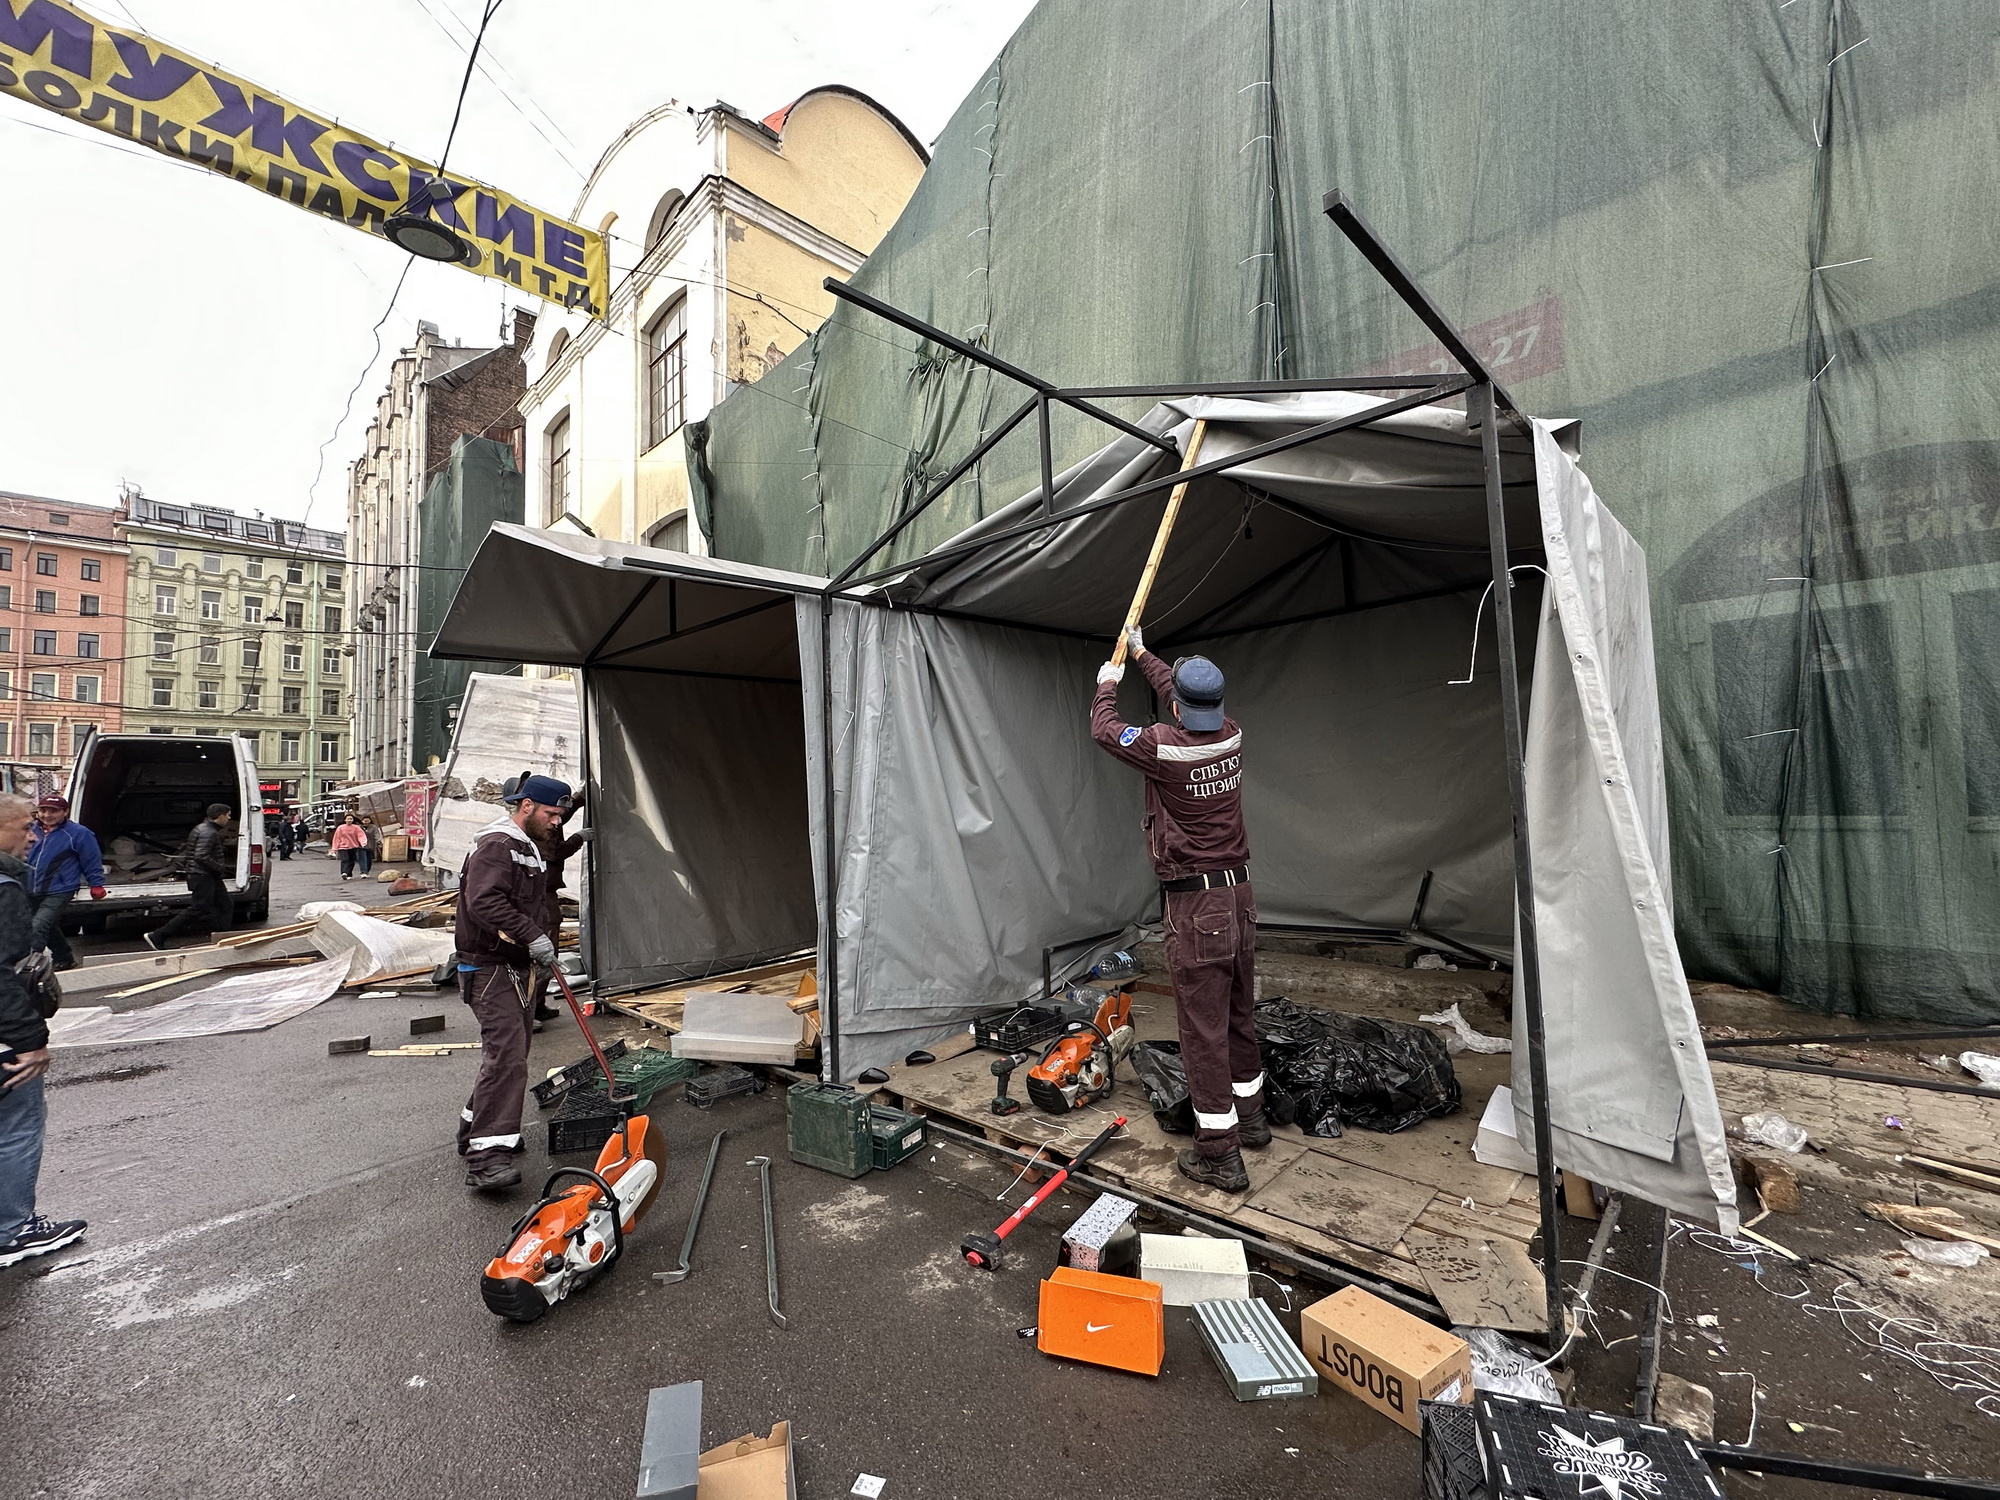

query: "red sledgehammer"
(960, 1115), (1127, 1271)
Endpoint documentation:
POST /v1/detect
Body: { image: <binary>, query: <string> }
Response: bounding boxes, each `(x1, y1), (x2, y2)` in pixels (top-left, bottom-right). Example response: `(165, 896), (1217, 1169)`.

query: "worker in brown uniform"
(454, 774), (571, 1191)
(1091, 625), (1264, 1192)
(528, 786), (591, 1027)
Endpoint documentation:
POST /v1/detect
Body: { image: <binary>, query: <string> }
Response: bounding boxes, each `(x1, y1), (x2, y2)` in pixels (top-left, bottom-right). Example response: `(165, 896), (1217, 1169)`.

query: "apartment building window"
(27, 723), (54, 757)
(80, 558), (99, 582)
(240, 682), (261, 711)
(286, 560), (304, 585)
(0, 586), (12, 610)
(279, 732), (300, 763)
(46, 512), (67, 525)
(546, 411), (573, 517)
(241, 637), (261, 669)
(283, 601), (303, 628)
(0, 724), (10, 753)
(152, 677), (173, 707)
(74, 676), (99, 703)
(321, 688), (341, 716)
(247, 557), (264, 578)
(323, 606), (342, 633)
(201, 511), (228, 532)
(0, 630), (13, 654)
(32, 590), (53, 613)
(198, 637), (220, 666)
(70, 724), (90, 753)
(243, 595), (263, 623)
(197, 680), (219, 710)
(645, 298), (687, 449)
(147, 726), (173, 735)
(155, 585), (177, 614)
(30, 631), (55, 655)
(200, 590), (221, 620)
(34, 553), (56, 576)
(157, 546), (176, 566)
(202, 553), (222, 573)
(79, 594), (99, 615)
(322, 647), (342, 676)
(0, 548), (11, 570)
(325, 569), (342, 592)
(153, 632), (174, 661)
(75, 634), (98, 659)
(318, 732), (341, 764)
(283, 644), (302, 672)
(0, 671), (11, 698)
(282, 685), (302, 714)
(29, 674), (54, 701)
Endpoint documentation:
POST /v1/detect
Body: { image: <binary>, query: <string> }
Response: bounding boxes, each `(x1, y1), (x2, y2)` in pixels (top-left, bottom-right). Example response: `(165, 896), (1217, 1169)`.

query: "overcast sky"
(0, 0), (1035, 529)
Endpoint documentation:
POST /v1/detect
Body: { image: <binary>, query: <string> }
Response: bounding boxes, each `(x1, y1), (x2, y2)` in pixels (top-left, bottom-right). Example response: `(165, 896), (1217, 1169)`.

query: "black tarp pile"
(1253, 998), (1461, 1137)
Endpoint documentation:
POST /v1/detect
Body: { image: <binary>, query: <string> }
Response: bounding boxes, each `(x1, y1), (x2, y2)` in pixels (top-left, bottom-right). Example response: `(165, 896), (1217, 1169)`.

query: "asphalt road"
(3, 853), (1426, 1500)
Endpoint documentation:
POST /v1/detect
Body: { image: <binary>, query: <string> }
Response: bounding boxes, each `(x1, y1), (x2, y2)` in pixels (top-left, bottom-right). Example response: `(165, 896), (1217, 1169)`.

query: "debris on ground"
(1863, 1201), (2000, 1252)
(1900, 1238), (1990, 1269)
(1736, 1111), (1809, 1153)
(1960, 1051), (2000, 1087)
(1653, 1373), (1716, 1441)
(1417, 1001), (1512, 1055)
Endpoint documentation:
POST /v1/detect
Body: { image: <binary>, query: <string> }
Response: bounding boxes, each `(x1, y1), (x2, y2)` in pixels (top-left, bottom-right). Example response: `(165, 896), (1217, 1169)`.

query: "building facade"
(346, 310), (536, 780)
(0, 493), (128, 769)
(518, 89), (928, 549)
(115, 491), (350, 800)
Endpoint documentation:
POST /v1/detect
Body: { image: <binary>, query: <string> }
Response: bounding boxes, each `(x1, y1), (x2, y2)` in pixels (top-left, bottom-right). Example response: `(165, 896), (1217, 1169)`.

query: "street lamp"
(383, 180), (480, 265)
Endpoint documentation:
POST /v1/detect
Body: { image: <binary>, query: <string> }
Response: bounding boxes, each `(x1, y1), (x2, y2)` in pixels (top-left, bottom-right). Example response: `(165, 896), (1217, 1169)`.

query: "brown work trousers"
(1162, 882), (1263, 1155)
(457, 964), (534, 1169)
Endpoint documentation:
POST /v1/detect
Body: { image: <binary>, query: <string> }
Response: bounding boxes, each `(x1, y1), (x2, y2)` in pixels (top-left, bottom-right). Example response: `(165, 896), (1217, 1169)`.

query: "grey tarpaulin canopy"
(432, 391), (1736, 1233)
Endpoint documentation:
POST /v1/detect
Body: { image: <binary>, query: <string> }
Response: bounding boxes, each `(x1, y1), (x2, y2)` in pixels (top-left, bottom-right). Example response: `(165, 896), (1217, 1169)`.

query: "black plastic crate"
(1422, 1399), (1487, 1500)
(971, 1003), (1073, 1053)
(547, 1090), (622, 1155)
(531, 1037), (631, 1109)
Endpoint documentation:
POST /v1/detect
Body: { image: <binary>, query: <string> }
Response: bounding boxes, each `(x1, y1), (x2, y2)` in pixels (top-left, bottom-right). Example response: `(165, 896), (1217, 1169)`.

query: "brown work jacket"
(454, 816), (550, 968)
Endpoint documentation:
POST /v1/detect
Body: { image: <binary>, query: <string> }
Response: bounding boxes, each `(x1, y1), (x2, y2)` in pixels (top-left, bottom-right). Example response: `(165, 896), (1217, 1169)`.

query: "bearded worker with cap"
(1091, 625), (1264, 1193)
(454, 773), (570, 1191)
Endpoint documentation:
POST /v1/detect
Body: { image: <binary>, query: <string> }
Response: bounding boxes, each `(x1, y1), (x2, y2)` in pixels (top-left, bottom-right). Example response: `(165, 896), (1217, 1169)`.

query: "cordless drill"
(989, 1052), (1028, 1116)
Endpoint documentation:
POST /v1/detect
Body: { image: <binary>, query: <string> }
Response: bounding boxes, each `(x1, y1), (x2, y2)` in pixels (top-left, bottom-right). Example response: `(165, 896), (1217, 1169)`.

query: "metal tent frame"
(808, 191), (1569, 1343)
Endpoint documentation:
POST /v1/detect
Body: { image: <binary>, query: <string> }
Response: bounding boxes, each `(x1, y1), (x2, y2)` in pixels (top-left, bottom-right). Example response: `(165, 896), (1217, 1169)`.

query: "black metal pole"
(818, 591), (840, 1083)
(576, 667), (597, 985)
(1474, 379), (1564, 1346)
(1698, 1447), (2000, 1500)
(1037, 392), (1055, 516)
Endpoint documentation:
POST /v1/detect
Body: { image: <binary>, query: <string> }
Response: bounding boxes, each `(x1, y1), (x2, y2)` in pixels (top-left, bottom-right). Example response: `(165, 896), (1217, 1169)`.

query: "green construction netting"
(416, 437), (523, 770)
(689, 0), (2000, 1025)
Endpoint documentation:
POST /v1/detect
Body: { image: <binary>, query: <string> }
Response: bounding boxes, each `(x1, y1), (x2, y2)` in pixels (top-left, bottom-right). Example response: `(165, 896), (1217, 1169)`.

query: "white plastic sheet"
(309, 911), (455, 986)
(48, 957), (348, 1048)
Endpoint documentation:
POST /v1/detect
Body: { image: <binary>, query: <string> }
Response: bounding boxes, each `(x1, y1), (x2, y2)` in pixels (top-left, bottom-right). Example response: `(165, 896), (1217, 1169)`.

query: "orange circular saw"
(480, 970), (666, 1322)
(1026, 988), (1135, 1114)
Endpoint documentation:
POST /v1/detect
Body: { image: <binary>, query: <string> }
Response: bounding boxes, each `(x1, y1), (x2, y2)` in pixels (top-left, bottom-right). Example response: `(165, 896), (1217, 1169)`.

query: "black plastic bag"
(1255, 997), (1461, 1137)
(1129, 1040), (1194, 1134)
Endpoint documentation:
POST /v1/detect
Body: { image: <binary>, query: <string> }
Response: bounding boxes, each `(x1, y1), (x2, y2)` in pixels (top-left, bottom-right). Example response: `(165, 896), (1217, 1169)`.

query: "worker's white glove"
(1097, 661), (1124, 686)
(1124, 624), (1144, 656)
(572, 828), (596, 843)
(527, 934), (557, 967)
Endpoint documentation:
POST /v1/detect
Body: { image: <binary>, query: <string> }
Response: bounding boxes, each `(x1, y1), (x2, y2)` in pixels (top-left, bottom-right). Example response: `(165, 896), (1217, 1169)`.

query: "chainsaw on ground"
(480, 969), (665, 1322)
(1026, 988), (1136, 1114)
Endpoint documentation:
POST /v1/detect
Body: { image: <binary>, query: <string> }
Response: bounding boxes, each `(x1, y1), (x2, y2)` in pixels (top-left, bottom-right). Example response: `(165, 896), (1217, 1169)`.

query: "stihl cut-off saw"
(1026, 988), (1136, 1114)
(480, 969), (665, 1322)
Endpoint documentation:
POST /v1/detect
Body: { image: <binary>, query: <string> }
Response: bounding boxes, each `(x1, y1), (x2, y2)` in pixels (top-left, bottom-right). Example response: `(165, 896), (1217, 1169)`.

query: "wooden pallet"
(880, 1003), (1548, 1331)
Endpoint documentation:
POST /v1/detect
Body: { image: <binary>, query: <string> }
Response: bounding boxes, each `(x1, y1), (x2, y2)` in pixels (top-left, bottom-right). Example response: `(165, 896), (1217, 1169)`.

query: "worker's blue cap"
(1172, 656), (1226, 732)
(504, 774), (573, 807)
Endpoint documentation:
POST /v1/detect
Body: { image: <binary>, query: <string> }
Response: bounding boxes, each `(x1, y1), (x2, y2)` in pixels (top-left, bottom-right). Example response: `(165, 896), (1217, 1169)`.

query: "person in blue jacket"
(25, 795), (105, 972)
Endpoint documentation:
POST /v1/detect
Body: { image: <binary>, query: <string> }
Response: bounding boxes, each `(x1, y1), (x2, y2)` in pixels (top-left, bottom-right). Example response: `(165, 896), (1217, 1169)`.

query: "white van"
(67, 733), (271, 928)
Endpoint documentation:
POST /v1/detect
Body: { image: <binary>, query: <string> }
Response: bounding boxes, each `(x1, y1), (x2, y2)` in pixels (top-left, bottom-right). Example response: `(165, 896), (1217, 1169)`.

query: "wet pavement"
(3, 855), (1423, 1499)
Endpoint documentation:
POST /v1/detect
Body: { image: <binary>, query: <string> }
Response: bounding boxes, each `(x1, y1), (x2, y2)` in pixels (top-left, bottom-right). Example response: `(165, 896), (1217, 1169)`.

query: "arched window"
(643, 296), (686, 450)
(544, 328), (572, 377)
(644, 510), (690, 552)
(645, 190), (686, 251)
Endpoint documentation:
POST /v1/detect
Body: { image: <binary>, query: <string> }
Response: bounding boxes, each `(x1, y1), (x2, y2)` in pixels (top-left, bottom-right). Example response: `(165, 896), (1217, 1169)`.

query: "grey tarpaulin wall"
(433, 393), (1736, 1228)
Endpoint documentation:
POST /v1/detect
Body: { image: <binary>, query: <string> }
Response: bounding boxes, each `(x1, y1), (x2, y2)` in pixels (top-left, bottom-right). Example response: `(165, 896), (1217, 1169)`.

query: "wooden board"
(1247, 1150), (1439, 1254)
(1403, 1226), (1548, 1333)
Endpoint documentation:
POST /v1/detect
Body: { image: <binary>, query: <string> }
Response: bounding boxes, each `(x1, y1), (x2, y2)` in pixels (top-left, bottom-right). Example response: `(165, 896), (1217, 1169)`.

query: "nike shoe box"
(1036, 1266), (1165, 1376)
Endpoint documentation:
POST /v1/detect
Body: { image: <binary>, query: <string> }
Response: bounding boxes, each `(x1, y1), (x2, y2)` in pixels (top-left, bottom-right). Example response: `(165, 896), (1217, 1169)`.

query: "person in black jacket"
(144, 803), (235, 951)
(0, 790), (87, 1267)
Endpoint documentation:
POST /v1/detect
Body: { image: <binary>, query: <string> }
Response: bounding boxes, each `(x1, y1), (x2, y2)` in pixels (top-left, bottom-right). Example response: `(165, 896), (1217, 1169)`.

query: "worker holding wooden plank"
(452, 775), (569, 1192)
(1085, 421), (1266, 1194)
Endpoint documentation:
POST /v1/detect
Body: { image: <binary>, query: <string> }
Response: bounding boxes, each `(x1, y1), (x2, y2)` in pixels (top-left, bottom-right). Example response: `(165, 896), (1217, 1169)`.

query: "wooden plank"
(1403, 1226), (1547, 1333)
(103, 971), (206, 1001)
(342, 964), (439, 990)
(1313, 1113), (1522, 1209)
(1247, 1150), (1438, 1254)
(1232, 1204), (1433, 1293)
(1415, 1200), (1539, 1248)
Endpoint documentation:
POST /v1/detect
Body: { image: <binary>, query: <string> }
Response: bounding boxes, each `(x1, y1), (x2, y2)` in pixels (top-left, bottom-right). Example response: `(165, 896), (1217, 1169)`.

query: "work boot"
(1176, 1147), (1250, 1193)
(1238, 1109), (1273, 1149)
(464, 1160), (522, 1192)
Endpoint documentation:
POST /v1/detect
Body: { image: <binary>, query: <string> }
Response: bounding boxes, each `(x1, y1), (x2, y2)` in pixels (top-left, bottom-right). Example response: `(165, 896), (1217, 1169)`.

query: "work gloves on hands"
(528, 934), (558, 967)
(1097, 662), (1124, 685)
(1124, 624), (1144, 656)
(572, 828), (596, 842)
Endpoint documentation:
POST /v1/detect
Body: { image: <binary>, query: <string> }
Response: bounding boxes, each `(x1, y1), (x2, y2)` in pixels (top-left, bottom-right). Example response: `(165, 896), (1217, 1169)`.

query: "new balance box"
(786, 1082), (872, 1178)
(1300, 1286), (1471, 1434)
(1139, 1232), (1250, 1306)
(1193, 1297), (1318, 1401)
(1061, 1193), (1140, 1274)
(1036, 1266), (1165, 1376)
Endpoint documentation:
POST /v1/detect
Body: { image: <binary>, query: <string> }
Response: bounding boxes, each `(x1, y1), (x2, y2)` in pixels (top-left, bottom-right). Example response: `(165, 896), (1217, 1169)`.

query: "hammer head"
(960, 1230), (1005, 1271)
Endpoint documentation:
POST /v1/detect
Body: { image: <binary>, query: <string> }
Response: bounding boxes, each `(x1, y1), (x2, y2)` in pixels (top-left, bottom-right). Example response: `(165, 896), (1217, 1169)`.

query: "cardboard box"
(1473, 1086), (1538, 1174)
(1037, 1266), (1165, 1376)
(1139, 1232), (1250, 1306)
(380, 834), (411, 863)
(1299, 1286), (1471, 1433)
(697, 1422), (796, 1499)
